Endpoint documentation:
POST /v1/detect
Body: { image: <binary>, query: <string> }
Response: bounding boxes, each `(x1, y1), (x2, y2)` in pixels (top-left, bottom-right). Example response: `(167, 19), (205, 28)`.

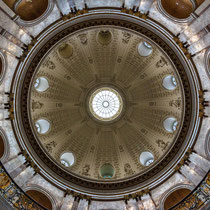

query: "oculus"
(60, 152), (75, 167)
(89, 87), (123, 122)
(139, 151), (154, 166)
(34, 77), (49, 92)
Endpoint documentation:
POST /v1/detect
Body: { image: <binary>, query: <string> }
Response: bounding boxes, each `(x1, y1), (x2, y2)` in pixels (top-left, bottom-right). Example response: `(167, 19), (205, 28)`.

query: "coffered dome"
(11, 11), (199, 199)
(0, 0), (209, 209)
(28, 26), (184, 181)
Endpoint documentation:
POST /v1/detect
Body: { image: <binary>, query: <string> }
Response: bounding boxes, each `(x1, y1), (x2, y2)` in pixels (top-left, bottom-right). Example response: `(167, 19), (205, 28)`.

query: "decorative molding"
(0, 49), (7, 85)
(0, 128), (10, 163)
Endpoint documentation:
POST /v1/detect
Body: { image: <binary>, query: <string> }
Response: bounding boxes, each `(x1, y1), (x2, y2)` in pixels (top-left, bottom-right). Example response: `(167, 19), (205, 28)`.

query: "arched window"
(162, 75), (177, 90)
(0, 135), (4, 159)
(0, 57), (2, 81)
(0, 51), (6, 84)
(100, 163), (115, 178)
(137, 41), (153, 57)
(139, 151), (154, 166)
(163, 117), (178, 133)
(160, 0), (195, 20)
(34, 77), (49, 92)
(16, 0), (49, 21)
(35, 119), (50, 134)
(26, 190), (53, 210)
(60, 152), (75, 167)
(164, 188), (191, 209)
(58, 43), (73, 59)
(97, 30), (112, 45)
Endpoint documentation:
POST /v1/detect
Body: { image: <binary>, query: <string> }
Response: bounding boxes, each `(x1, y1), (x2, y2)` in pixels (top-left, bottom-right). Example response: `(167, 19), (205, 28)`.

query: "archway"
(16, 0), (48, 21)
(0, 136), (4, 159)
(164, 188), (191, 209)
(26, 190), (52, 210)
(161, 0), (194, 19)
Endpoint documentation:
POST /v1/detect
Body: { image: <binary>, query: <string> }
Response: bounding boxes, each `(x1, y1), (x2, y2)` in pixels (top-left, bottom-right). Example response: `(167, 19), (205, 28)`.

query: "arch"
(24, 185), (58, 210)
(0, 128), (10, 162)
(60, 152), (75, 167)
(159, 184), (193, 210)
(137, 41), (153, 57)
(204, 48), (210, 79)
(34, 77), (49, 92)
(156, 0), (195, 23)
(14, 0), (54, 26)
(35, 119), (50, 134)
(162, 75), (177, 90)
(0, 50), (7, 85)
(16, 0), (48, 21)
(163, 117), (178, 133)
(160, 0), (194, 19)
(205, 129), (210, 160)
(139, 151), (154, 166)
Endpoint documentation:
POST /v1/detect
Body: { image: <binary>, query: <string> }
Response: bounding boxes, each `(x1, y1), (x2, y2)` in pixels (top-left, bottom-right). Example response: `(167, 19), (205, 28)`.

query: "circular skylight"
(89, 87), (123, 121)
(139, 151), (154, 166)
(60, 152), (75, 167)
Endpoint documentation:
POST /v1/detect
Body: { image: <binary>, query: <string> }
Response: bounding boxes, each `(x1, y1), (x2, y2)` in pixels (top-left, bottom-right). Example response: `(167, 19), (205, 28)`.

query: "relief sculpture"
(42, 58), (56, 70)
(156, 56), (168, 68)
(124, 163), (135, 176)
(44, 141), (57, 153)
(78, 33), (88, 45)
(156, 139), (169, 151)
(80, 164), (90, 176)
(122, 31), (132, 44)
(32, 100), (44, 111)
(169, 97), (182, 110)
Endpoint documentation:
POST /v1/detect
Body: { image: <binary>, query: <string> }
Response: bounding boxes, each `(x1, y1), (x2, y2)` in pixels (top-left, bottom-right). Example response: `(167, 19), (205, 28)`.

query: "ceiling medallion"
(89, 87), (123, 121)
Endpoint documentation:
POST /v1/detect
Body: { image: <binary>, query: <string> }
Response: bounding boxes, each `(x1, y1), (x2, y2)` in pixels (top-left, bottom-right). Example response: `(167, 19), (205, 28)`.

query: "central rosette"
(89, 87), (123, 121)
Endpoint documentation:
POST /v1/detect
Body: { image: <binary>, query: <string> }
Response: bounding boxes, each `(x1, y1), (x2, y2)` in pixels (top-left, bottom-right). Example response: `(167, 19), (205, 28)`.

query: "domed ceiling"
(13, 14), (196, 197)
(29, 26), (184, 180)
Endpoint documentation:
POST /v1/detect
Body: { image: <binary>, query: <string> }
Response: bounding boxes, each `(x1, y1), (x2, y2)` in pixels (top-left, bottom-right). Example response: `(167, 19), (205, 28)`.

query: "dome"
(0, 0), (209, 209)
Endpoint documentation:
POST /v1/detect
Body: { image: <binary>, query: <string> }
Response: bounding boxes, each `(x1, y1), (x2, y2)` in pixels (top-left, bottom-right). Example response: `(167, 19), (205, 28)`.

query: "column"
(56, 0), (71, 15)
(125, 0), (136, 9)
(194, 0), (210, 16)
(3, 154), (25, 174)
(0, 10), (31, 45)
(0, 1), (16, 19)
(86, 0), (122, 8)
(139, 0), (154, 13)
(9, 163), (29, 179)
(180, 164), (203, 185)
(141, 194), (156, 210)
(189, 152), (210, 172)
(188, 32), (210, 55)
(71, 197), (80, 210)
(0, 35), (23, 57)
(13, 166), (35, 188)
(137, 199), (145, 210)
(179, 7), (210, 43)
(74, 0), (85, 10)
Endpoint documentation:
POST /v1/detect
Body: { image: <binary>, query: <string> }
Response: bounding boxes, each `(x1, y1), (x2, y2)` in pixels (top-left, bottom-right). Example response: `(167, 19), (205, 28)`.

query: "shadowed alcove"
(26, 190), (52, 210)
(161, 0), (194, 19)
(164, 188), (191, 209)
(16, 0), (48, 21)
